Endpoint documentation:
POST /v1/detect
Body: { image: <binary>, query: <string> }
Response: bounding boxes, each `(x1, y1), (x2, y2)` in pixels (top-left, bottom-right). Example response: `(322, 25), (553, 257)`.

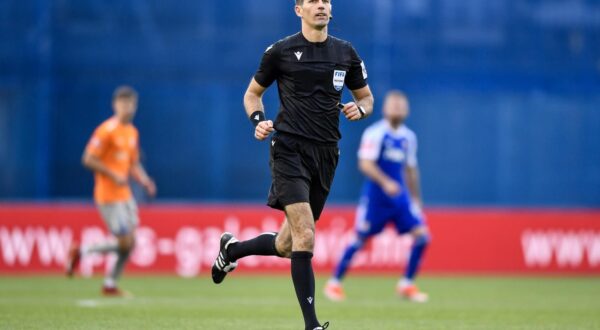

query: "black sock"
(291, 251), (320, 330)
(227, 232), (279, 261)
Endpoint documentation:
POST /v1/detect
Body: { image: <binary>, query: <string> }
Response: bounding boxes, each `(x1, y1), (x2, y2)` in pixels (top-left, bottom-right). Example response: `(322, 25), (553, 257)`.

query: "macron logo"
(254, 114), (261, 121)
(294, 51), (303, 61)
(307, 297), (313, 304)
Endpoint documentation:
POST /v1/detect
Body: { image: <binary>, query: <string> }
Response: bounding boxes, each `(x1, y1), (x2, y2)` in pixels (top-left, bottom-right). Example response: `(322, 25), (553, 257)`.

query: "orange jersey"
(85, 118), (139, 204)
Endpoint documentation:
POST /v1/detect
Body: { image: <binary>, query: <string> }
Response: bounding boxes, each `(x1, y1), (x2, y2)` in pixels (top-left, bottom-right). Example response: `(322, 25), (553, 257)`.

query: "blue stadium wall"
(1, 0), (599, 206)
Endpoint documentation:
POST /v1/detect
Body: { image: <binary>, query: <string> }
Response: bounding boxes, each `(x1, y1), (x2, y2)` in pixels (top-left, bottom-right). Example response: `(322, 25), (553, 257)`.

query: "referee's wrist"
(249, 110), (266, 127)
(357, 106), (367, 119)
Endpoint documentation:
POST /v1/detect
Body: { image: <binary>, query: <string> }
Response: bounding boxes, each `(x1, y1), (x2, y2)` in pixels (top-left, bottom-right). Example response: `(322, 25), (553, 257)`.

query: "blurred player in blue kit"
(324, 91), (430, 303)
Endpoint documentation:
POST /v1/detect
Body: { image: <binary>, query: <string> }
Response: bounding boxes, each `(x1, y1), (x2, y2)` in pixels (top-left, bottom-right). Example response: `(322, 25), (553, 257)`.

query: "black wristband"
(249, 110), (266, 127)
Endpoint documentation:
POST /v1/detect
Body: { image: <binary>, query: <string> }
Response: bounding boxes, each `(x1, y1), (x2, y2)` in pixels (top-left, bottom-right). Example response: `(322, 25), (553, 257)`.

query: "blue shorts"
(355, 197), (425, 238)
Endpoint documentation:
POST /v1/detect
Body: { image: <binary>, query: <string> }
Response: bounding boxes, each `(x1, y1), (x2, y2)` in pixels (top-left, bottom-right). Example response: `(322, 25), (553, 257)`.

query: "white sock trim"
(328, 278), (341, 285)
(399, 278), (413, 287)
(103, 277), (116, 288)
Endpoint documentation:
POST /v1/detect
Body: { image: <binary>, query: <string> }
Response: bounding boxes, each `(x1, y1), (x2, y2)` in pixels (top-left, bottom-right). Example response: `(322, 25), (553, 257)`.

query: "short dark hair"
(112, 85), (138, 101)
(295, 0), (303, 5)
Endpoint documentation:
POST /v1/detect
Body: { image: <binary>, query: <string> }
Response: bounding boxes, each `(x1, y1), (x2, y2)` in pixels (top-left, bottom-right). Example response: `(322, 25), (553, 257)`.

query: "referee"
(212, 1), (373, 329)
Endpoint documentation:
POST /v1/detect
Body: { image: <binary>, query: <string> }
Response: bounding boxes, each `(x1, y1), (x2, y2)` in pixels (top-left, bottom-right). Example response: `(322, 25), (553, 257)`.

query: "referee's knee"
(293, 227), (315, 252)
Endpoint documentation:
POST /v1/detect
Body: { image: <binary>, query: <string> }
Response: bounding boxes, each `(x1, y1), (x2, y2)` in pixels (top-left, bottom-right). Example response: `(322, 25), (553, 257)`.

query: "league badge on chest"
(333, 70), (346, 91)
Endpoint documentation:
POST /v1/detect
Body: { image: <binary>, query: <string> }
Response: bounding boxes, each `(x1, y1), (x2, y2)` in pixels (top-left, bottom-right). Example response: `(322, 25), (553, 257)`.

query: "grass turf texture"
(0, 276), (599, 329)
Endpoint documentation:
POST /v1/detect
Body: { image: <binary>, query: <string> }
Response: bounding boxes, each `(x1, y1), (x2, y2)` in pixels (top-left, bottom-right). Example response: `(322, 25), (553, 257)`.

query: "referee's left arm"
(341, 85), (374, 121)
(343, 44), (374, 121)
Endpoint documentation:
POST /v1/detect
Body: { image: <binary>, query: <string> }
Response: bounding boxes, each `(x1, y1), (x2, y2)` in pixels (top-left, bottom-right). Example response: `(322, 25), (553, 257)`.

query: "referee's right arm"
(244, 78), (274, 141)
(244, 43), (278, 141)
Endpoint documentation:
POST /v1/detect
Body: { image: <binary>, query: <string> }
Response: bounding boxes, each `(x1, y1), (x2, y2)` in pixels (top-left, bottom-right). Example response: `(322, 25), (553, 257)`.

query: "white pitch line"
(76, 297), (134, 308)
(76, 299), (99, 308)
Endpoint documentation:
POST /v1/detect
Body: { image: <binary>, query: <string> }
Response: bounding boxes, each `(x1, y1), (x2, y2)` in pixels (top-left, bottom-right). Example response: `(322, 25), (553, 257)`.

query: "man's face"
(296, 0), (332, 29)
(113, 97), (138, 123)
(383, 95), (409, 125)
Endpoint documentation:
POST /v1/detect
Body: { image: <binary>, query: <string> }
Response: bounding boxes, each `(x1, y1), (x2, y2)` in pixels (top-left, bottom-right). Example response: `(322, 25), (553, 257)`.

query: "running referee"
(212, 1), (373, 329)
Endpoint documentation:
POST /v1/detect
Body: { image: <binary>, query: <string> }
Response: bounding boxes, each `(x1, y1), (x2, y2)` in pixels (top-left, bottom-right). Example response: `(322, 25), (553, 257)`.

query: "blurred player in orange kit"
(66, 85), (157, 296)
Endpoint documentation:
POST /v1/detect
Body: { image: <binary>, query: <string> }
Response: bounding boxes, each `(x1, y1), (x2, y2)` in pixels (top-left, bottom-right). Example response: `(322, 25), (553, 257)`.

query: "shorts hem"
(267, 198), (310, 211)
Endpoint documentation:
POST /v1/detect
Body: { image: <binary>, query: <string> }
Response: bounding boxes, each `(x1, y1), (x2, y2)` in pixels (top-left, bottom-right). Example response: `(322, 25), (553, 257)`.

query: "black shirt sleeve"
(253, 44), (279, 88)
(345, 45), (368, 90)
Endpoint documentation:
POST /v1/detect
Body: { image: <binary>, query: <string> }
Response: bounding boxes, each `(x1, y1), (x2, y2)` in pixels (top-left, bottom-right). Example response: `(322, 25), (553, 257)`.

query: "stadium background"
(0, 0), (599, 276)
(2, 0), (599, 205)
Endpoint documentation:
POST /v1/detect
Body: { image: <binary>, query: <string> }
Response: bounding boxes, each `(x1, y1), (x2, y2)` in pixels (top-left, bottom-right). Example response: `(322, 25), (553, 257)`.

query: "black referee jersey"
(253, 32), (368, 144)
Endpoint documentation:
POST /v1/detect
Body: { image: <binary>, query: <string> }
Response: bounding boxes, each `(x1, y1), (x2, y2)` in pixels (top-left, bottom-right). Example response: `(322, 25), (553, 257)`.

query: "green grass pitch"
(1, 275), (599, 329)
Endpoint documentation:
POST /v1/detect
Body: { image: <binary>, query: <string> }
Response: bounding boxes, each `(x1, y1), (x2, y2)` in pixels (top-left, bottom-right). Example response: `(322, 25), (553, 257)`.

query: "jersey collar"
(298, 31), (329, 47)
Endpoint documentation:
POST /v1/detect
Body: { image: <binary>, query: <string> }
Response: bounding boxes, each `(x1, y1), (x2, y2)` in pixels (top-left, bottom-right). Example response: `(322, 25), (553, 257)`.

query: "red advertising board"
(0, 204), (598, 276)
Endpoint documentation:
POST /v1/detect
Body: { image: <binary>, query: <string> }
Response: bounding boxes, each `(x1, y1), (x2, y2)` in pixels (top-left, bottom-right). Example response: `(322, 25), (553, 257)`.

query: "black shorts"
(267, 132), (340, 220)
